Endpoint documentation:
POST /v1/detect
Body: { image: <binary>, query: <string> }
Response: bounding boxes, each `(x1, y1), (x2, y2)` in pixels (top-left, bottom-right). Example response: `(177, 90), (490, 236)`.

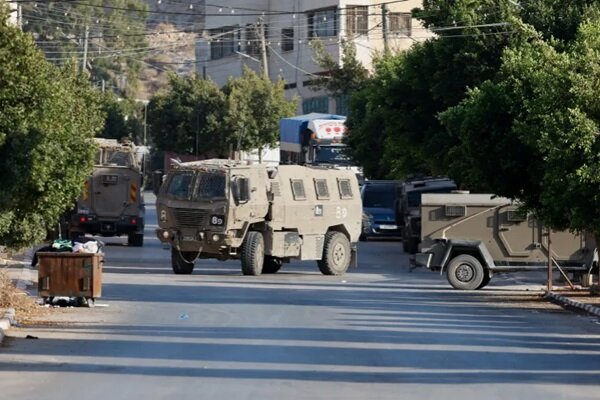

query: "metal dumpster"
(37, 252), (104, 305)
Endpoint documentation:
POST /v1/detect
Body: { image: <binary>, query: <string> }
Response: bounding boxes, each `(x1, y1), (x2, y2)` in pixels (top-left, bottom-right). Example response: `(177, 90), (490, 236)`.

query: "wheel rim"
(332, 242), (346, 266)
(456, 263), (475, 282)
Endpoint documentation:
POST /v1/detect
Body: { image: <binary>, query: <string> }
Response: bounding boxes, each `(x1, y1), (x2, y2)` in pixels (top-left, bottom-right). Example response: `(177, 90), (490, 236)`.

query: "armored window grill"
(507, 209), (527, 222)
(338, 179), (353, 199)
(270, 181), (281, 197)
(314, 179), (330, 200)
(445, 205), (466, 218)
(194, 173), (226, 200)
(291, 179), (307, 201)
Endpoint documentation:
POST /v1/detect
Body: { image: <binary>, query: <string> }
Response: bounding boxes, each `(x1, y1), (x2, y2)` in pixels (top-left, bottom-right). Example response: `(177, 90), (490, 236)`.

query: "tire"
(318, 231), (351, 276)
(128, 232), (144, 247)
(171, 247), (195, 275)
(263, 256), (282, 274)
(446, 254), (485, 290)
(241, 231), (265, 276)
(477, 272), (492, 289)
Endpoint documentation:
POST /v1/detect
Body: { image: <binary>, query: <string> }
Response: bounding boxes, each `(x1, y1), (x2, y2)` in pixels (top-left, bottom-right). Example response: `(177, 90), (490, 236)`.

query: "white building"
(196, 0), (432, 115)
(5, 0), (19, 26)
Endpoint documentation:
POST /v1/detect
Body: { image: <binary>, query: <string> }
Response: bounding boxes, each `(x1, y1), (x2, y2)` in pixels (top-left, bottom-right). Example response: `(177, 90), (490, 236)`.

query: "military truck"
(399, 177), (457, 254)
(155, 159), (362, 276)
(414, 193), (596, 290)
(67, 138), (145, 246)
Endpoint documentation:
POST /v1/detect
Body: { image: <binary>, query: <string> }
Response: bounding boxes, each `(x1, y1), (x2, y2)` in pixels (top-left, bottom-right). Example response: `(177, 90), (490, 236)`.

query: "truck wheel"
(263, 256), (282, 274)
(447, 254), (485, 290)
(478, 272), (492, 289)
(318, 232), (351, 275)
(241, 231), (264, 276)
(128, 232), (144, 247)
(171, 247), (195, 275)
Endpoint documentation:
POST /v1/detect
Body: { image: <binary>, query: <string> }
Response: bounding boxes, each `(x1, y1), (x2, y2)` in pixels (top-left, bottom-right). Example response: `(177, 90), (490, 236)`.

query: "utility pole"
(82, 25), (89, 73)
(382, 4), (389, 54)
(258, 17), (269, 79)
(17, 4), (22, 30)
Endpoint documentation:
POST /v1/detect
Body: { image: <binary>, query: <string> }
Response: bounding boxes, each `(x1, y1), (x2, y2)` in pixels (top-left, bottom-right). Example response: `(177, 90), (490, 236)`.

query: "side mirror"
(152, 170), (164, 196)
(232, 176), (250, 204)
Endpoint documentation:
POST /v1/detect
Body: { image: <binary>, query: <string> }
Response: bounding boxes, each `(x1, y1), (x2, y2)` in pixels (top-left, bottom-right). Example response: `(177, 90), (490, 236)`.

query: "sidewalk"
(545, 289), (600, 317)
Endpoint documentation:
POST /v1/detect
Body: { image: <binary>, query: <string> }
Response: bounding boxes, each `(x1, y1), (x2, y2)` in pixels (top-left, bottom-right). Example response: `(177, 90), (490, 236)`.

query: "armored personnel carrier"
(155, 160), (362, 275)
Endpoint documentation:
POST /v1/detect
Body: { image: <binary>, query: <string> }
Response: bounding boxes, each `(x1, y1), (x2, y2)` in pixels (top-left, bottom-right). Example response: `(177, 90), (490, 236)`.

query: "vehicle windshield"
(166, 172), (194, 200)
(406, 186), (457, 207)
(103, 150), (132, 167)
(363, 185), (396, 209)
(194, 172), (226, 201)
(314, 145), (351, 165)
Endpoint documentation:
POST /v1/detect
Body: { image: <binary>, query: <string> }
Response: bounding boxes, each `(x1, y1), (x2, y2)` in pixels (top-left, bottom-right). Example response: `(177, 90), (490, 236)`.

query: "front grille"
(174, 208), (209, 227)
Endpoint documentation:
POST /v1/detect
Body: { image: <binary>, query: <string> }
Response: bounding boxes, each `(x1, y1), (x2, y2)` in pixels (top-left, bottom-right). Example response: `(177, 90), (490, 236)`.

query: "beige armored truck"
(155, 159), (362, 275)
(67, 138), (145, 246)
(414, 193), (596, 290)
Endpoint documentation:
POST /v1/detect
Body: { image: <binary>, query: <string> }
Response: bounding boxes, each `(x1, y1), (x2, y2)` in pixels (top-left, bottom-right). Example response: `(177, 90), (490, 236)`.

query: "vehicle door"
(495, 205), (537, 257)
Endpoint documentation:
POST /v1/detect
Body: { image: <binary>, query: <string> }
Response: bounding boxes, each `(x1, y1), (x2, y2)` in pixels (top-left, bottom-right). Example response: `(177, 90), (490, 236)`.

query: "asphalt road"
(1, 193), (599, 399)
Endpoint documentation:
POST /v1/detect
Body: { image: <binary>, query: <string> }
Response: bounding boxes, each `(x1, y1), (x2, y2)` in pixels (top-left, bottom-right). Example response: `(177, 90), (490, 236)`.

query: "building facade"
(196, 0), (432, 115)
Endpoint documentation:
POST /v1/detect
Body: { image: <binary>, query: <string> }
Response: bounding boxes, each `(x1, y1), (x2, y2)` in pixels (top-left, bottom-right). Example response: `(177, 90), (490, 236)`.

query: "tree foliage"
(148, 68), (295, 158)
(0, 9), (104, 250)
(441, 11), (600, 236)
(148, 74), (227, 157)
(223, 67), (296, 152)
(345, 0), (600, 236)
(310, 39), (369, 98)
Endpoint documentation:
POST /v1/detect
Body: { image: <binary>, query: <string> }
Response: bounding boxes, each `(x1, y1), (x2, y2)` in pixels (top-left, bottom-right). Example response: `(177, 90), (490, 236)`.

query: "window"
(338, 178), (353, 199)
(346, 6), (368, 35)
(291, 179), (306, 200)
(210, 27), (235, 60)
(194, 173), (226, 200)
(362, 184), (395, 208)
(507, 209), (527, 222)
(308, 8), (338, 38)
(281, 27), (294, 52)
(389, 13), (412, 36)
(302, 96), (329, 113)
(336, 94), (349, 116)
(167, 173), (194, 200)
(314, 179), (330, 200)
(445, 205), (466, 217)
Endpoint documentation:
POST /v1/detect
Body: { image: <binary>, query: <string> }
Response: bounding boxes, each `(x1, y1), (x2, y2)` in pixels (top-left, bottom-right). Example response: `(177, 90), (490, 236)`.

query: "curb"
(0, 308), (16, 345)
(544, 291), (600, 318)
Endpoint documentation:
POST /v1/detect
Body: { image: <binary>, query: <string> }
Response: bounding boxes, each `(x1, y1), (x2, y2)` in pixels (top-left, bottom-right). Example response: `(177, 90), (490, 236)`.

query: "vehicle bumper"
(415, 252), (433, 269)
(71, 215), (143, 236)
(364, 224), (402, 237)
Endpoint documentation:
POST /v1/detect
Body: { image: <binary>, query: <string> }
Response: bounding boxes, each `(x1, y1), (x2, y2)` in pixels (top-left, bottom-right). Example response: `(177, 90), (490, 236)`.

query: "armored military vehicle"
(67, 138), (145, 246)
(414, 193), (596, 290)
(399, 177), (457, 254)
(155, 159), (362, 276)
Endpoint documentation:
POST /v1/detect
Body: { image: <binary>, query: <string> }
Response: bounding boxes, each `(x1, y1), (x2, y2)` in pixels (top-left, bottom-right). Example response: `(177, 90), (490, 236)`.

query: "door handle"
(498, 228), (509, 232)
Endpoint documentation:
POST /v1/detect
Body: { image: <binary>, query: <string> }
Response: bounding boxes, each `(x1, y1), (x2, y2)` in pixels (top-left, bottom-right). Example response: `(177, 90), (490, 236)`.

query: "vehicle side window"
(166, 173), (194, 200)
(338, 178), (353, 200)
(291, 179), (306, 201)
(314, 179), (330, 200)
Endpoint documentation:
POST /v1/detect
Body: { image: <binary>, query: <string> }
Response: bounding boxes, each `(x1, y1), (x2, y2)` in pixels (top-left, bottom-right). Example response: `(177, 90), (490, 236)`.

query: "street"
(0, 194), (599, 400)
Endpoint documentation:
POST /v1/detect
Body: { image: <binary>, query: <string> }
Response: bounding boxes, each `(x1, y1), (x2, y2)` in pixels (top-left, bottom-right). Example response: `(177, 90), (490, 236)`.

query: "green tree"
(0, 8), (104, 250)
(97, 94), (143, 143)
(440, 10), (600, 238)
(223, 67), (296, 155)
(148, 74), (227, 157)
(346, 0), (523, 179)
(310, 39), (369, 98)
